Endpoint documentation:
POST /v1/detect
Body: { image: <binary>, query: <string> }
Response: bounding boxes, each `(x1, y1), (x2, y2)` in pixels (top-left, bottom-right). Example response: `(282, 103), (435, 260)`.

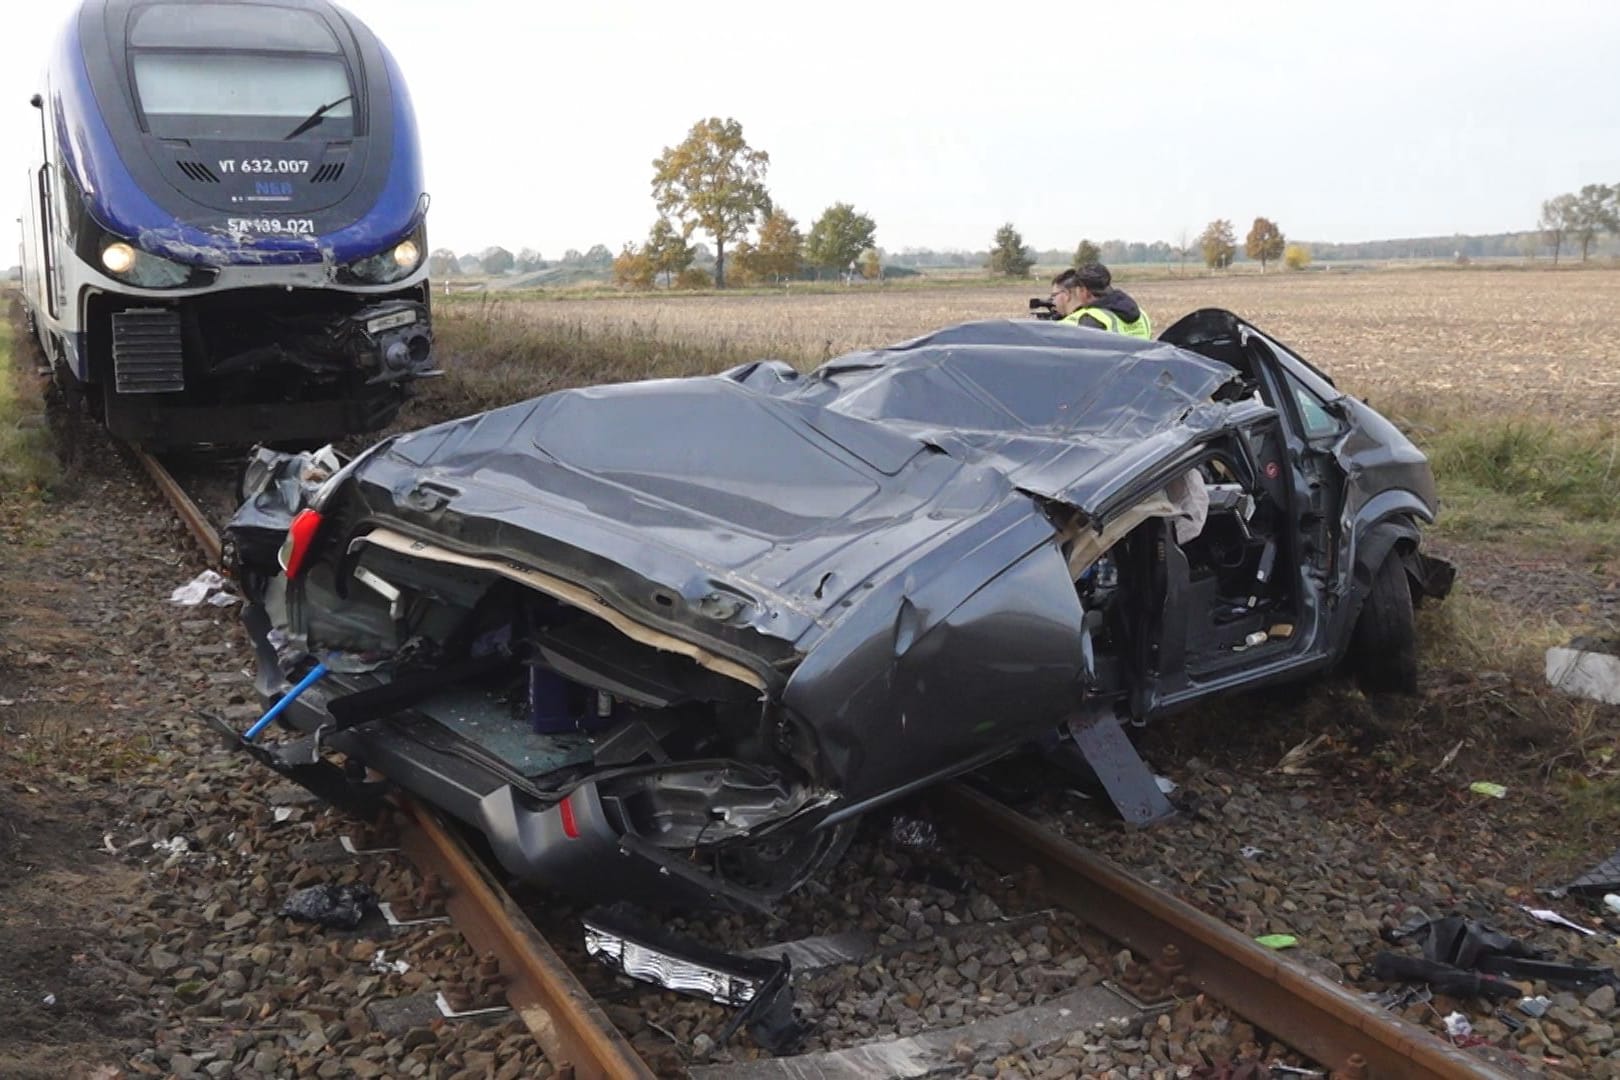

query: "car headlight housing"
(338, 224), (428, 285)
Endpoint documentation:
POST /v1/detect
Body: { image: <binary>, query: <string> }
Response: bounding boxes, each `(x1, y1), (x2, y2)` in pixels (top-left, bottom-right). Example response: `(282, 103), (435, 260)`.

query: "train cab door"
(35, 164), (59, 321)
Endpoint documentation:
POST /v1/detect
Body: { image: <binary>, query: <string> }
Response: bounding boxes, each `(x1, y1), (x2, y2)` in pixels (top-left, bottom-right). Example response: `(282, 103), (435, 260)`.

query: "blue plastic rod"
(243, 662), (330, 742)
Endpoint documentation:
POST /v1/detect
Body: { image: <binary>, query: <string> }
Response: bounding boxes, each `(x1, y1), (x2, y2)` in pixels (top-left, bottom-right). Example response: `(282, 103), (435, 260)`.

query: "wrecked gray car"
(223, 312), (1453, 908)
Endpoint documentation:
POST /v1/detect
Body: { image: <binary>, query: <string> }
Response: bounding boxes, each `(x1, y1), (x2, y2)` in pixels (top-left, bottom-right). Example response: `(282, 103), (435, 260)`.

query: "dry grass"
(436, 267), (1620, 422)
(0, 301), (58, 498)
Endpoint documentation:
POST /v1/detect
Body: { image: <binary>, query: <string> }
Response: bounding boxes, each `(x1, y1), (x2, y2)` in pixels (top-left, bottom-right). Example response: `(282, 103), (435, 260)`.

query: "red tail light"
(278, 508), (325, 580)
(559, 794), (580, 839)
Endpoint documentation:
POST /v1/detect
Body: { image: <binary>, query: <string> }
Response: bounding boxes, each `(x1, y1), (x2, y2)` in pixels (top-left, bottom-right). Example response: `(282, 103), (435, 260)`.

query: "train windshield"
(127, 4), (357, 141)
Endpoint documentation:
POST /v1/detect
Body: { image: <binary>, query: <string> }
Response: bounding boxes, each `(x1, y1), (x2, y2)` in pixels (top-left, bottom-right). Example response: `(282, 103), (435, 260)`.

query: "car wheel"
(714, 820), (856, 900)
(1352, 552), (1418, 694)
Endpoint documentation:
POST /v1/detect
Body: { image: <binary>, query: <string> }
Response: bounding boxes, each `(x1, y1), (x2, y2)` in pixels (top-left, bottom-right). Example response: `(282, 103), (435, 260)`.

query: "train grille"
(177, 161), (220, 183)
(311, 162), (346, 183)
(112, 309), (186, 395)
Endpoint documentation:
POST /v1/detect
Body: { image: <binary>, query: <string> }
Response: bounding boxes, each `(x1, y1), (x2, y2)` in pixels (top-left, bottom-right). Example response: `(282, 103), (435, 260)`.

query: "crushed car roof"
(351, 320), (1244, 651)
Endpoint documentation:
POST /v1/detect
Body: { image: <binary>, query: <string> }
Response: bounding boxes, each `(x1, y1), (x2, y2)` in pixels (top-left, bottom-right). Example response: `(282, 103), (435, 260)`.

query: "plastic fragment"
(1443, 1011), (1472, 1037)
(1255, 934), (1298, 949)
(279, 883), (379, 929)
(170, 569), (235, 606)
(1469, 781), (1507, 799)
(370, 949), (410, 975)
(1519, 995), (1551, 1017)
(1519, 904), (1595, 936)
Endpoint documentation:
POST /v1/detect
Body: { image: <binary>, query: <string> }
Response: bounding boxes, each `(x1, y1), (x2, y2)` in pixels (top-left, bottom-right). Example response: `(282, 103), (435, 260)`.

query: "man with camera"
(1047, 262), (1152, 338)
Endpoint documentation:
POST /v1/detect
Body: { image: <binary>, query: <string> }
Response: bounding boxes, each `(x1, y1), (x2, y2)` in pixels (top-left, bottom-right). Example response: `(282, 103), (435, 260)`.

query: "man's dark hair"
(1051, 269), (1080, 289)
(1074, 262), (1111, 292)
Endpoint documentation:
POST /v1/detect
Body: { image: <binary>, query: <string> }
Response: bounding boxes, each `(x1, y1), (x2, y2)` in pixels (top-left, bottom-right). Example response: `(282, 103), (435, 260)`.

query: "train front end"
(29, 0), (435, 448)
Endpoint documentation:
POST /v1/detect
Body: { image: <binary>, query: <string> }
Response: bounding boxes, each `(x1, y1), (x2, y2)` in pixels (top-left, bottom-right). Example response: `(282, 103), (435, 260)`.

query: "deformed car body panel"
(226, 315), (1451, 906)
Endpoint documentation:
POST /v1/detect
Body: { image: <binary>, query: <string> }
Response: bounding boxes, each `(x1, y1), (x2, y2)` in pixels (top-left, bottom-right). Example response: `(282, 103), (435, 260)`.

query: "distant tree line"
(430, 165), (1620, 284)
(1538, 184), (1620, 264)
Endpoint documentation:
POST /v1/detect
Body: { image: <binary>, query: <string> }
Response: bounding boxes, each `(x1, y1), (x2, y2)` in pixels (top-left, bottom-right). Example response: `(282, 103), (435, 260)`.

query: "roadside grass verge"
(0, 301), (58, 498)
(414, 303), (774, 426)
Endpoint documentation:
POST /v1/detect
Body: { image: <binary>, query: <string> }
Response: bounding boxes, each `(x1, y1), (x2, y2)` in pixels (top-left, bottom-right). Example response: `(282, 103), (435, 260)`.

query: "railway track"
(131, 443), (1512, 1079)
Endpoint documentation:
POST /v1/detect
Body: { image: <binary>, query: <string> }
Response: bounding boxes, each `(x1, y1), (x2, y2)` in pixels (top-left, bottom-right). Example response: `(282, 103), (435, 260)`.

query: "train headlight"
(101, 242), (137, 274)
(337, 223), (428, 286)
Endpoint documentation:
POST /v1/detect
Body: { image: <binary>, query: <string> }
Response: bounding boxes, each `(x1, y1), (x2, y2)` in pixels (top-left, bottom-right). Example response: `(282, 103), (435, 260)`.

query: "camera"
(1028, 297), (1059, 321)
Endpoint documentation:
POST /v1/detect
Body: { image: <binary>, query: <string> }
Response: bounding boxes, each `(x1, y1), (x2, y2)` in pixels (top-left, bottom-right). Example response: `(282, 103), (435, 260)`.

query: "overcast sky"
(7, 0), (1619, 258)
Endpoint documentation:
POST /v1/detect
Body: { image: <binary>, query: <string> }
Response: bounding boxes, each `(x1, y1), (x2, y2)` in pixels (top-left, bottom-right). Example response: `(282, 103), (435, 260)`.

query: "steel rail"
(132, 447), (652, 1078)
(932, 783), (1514, 1080)
(130, 447), (223, 563)
(400, 799), (655, 1080)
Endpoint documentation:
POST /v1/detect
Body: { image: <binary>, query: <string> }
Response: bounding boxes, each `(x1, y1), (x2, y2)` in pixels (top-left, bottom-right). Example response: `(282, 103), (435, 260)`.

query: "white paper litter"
(1443, 1011), (1472, 1037)
(1520, 904), (1596, 936)
(170, 570), (237, 607)
(1154, 775), (1178, 795)
(152, 836), (190, 856)
(370, 950), (410, 976)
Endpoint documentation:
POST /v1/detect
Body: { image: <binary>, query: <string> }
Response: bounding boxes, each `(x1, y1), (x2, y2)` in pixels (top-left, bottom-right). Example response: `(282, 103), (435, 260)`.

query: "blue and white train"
(18, 0), (435, 448)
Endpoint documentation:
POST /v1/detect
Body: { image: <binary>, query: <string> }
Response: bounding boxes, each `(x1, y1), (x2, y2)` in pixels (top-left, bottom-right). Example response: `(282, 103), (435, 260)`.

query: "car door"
(1154, 310), (1353, 702)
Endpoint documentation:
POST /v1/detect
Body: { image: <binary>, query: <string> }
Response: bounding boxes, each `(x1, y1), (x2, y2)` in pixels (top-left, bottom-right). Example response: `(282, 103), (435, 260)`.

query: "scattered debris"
(41, 993), (56, 1007)
(1443, 1011), (1473, 1038)
(1557, 848), (1620, 898)
(1546, 638), (1620, 706)
(1468, 781), (1507, 799)
(1255, 934), (1297, 949)
(1376, 914), (1619, 1000)
(169, 569), (237, 607)
(1274, 733), (1330, 776)
(278, 882), (379, 930)
(1238, 845), (1264, 860)
(1154, 775), (1178, 796)
(1519, 995), (1552, 1018)
(378, 902), (448, 929)
(1431, 739), (1465, 775)
(583, 904), (803, 1054)
(889, 815), (939, 851)
(1520, 904), (1596, 937)
(369, 949), (411, 976)
(434, 990), (508, 1020)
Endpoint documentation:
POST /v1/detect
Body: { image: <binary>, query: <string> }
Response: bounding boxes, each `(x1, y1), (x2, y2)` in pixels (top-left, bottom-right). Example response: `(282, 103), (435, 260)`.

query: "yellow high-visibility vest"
(1061, 305), (1152, 339)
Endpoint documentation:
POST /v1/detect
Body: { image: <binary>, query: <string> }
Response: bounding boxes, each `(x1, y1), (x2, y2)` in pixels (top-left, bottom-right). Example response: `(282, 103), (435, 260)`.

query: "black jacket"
(1075, 287), (1144, 329)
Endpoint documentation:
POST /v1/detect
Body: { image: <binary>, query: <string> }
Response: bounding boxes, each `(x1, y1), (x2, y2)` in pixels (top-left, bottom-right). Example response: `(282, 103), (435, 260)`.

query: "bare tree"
(1540, 195), (1576, 265)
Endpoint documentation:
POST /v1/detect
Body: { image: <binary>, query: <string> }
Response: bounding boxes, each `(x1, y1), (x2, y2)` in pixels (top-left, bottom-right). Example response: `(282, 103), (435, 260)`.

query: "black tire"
(1352, 552), (1418, 694)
